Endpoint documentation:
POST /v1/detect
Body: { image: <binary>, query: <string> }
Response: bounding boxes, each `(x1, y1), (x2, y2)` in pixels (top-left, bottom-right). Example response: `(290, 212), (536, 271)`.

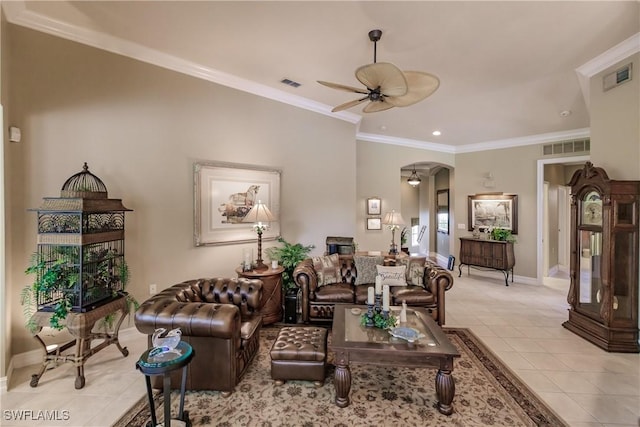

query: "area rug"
(114, 327), (567, 427)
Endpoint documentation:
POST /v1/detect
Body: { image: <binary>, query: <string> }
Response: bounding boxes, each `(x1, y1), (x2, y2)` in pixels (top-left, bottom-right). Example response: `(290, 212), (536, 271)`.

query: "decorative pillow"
(311, 254), (340, 287)
(376, 265), (407, 287)
(409, 264), (425, 287)
(395, 256), (426, 285)
(354, 255), (384, 285)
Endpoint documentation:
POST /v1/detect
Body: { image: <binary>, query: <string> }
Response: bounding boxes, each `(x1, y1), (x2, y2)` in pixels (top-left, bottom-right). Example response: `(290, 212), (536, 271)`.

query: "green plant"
(265, 237), (314, 292)
(400, 227), (408, 247)
(360, 312), (398, 329)
(490, 227), (516, 242)
(22, 249), (135, 331)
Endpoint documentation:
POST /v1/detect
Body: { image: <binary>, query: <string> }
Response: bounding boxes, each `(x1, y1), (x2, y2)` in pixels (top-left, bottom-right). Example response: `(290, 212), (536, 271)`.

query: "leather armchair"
(134, 277), (262, 395)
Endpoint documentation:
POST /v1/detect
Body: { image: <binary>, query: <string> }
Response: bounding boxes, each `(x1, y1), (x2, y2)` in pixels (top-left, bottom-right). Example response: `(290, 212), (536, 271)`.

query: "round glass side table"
(136, 341), (194, 427)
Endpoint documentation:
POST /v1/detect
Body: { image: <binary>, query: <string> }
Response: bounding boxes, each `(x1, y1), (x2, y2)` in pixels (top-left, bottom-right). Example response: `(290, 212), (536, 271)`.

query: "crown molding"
(576, 32), (640, 109)
(1, 1), (361, 125)
(358, 128), (590, 154)
(357, 132), (457, 153)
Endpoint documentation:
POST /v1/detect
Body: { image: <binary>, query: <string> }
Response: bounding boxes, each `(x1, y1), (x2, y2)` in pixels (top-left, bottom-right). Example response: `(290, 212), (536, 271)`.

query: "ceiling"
(3, 1), (639, 152)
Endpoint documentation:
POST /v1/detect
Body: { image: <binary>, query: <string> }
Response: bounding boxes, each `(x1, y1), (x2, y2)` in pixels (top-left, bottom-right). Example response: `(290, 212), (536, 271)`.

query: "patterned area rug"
(115, 327), (567, 427)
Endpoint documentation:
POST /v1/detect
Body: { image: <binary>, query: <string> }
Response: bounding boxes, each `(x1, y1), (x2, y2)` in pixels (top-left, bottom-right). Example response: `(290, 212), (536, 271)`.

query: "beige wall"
(1, 8), (9, 377)
(355, 140), (454, 252)
(6, 25), (356, 354)
(400, 175), (419, 252)
(454, 144), (541, 279)
(590, 53), (640, 180)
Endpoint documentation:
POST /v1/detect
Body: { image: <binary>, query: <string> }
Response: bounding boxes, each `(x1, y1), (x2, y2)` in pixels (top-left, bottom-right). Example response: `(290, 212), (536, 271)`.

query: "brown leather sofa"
(293, 254), (453, 325)
(134, 277), (262, 395)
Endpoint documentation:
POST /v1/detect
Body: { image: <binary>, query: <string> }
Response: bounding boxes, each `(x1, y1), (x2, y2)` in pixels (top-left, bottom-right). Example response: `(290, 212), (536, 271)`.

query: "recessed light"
(560, 110), (571, 117)
(380, 125), (387, 131)
(432, 130), (441, 136)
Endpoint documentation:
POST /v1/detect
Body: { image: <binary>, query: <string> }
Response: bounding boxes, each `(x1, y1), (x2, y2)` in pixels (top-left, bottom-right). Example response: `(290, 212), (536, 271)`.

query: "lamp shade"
(242, 200), (275, 225)
(382, 210), (405, 227)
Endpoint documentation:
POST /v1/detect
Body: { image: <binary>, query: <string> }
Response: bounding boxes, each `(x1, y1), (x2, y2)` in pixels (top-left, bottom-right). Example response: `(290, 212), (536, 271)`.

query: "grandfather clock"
(563, 162), (639, 352)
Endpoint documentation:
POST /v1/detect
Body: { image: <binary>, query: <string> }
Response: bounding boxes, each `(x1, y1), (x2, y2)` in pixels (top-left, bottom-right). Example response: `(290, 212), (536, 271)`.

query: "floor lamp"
(382, 210), (405, 255)
(242, 200), (275, 271)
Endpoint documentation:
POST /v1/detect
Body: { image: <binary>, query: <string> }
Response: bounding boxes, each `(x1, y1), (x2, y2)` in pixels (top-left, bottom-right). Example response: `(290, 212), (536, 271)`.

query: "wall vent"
(603, 63), (632, 91)
(280, 78), (301, 88)
(542, 138), (590, 156)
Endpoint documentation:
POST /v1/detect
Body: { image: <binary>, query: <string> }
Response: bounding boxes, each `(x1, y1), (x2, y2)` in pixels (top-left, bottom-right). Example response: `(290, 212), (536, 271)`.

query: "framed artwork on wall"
(194, 161), (281, 246)
(367, 197), (381, 215)
(366, 217), (382, 230)
(468, 193), (518, 233)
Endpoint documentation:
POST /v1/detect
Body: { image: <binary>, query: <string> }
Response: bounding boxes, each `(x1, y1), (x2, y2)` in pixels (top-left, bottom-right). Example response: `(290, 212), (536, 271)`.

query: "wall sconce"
(407, 165), (421, 187)
(482, 172), (495, 188)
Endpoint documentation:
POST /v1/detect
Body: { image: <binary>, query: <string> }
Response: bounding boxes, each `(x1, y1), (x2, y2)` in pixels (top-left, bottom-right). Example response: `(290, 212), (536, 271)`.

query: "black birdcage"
(29, 163), (132, 313)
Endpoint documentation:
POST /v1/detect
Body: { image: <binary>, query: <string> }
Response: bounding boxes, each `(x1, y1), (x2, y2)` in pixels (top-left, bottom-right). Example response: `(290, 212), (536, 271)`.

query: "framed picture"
(367, 197), (381, 215)
(194, 161), (281, 246)
(468, 193), (518, 233)
(366, 217), (382, 230)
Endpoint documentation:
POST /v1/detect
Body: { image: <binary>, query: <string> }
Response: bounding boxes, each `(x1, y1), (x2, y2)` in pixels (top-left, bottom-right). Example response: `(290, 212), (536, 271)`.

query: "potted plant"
(400, 227), (409, 254)
(490, 227), (517, 243)
(265, 237), (314, 294)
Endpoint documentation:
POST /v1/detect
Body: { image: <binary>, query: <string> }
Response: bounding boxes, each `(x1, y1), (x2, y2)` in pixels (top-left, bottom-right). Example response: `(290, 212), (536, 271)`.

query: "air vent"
(280, 78), (301, 88)
(542, 138), (590, 156)
(603, 63), (632, 91)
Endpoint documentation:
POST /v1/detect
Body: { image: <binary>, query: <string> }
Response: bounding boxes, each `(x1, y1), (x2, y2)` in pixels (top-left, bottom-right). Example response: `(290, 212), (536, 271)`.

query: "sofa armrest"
(135, 297), (241, 339)
(424, 261), (454, 325)
(293, 258), (318, 322)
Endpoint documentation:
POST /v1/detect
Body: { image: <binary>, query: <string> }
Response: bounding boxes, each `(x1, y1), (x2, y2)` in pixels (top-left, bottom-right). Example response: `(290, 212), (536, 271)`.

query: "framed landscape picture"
(194, 161), (281, 246)
(468, 194), (518, 233)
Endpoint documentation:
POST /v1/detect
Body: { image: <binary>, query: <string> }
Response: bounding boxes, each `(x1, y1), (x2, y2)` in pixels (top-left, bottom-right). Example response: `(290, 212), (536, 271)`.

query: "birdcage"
(29, 163), (132, 313)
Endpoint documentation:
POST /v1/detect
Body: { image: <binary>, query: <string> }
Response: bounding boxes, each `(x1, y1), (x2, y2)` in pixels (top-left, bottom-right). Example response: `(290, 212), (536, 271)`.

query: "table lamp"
(242, 200), (275, 271)
(382, 210), (405, 255)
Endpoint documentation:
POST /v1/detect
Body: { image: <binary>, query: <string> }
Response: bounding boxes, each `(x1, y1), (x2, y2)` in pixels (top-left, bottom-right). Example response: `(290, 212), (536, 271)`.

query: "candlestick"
(367, 287), (374, 305)
(382, 285), (390, 311)
(400, 300), (407, 323)
(375, 275), (382, 294)
(366, 304), (374, 327)
(374, 293), (382, 313)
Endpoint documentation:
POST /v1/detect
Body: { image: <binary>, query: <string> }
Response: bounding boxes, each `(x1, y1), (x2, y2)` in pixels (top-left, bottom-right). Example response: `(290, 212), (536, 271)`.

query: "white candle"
(271, 260), (278, 269)
(367, 287), (374, 305)
(382, 285), (390, 311)
(375, 275), (382, 294)
(400, 300), (407, 323)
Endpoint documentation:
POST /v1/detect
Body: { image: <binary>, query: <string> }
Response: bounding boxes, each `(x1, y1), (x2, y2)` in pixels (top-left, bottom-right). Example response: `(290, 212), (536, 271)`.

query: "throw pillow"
(376, 265), (407, 287)
(409, 264), (425, 287)
(354, 255), (384, 285)
(311, 253), (340, 287)
(395, 256), (426, 285)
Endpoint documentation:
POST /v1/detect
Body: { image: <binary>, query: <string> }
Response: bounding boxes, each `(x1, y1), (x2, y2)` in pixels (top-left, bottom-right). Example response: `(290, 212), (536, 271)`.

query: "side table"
(136, 341), (194, 427)
(236, 265), (284, 325)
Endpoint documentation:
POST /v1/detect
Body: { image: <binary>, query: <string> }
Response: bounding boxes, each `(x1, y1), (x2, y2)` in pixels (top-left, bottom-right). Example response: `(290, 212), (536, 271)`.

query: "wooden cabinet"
(458, 237), (515, 286)
(563, 162), (639, 352)
(236, 266), (284, 325)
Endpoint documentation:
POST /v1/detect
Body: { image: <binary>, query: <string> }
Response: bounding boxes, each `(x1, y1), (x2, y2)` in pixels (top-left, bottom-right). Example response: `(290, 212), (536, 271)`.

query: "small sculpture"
(152, 327), (182, 352)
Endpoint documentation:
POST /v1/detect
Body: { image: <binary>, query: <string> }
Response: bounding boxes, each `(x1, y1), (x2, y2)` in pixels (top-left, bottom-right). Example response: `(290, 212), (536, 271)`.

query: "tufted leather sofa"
(134, 277), (262, 395)
(293, 255), (453, 326)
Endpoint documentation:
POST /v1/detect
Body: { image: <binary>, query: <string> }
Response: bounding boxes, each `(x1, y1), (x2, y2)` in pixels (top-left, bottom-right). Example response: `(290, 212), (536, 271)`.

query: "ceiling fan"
(318, 29), (440, 113)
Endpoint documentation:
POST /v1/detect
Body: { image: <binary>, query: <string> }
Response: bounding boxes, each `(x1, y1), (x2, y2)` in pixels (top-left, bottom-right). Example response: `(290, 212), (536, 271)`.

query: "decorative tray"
(388, 327), (424, 343)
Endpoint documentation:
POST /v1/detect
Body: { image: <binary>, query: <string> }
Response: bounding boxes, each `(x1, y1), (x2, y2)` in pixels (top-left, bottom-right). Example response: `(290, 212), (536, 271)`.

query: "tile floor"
(1, 271), (638, 426)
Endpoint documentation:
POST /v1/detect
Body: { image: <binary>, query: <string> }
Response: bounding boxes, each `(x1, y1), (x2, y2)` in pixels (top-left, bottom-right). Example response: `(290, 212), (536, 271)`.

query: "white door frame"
(536, 155), (589, 284)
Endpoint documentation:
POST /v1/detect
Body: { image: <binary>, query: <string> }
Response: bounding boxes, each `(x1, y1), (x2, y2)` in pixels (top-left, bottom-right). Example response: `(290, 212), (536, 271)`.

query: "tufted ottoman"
(270, 327), (328, 387)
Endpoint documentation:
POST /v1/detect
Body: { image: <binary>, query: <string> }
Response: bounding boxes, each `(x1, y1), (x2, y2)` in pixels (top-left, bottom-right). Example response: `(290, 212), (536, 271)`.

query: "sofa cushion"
(314, 283), (354, 303)
(376, 265), (407, 287)
(391, 286), (435, 305)
(354, 284), (372, 304)
(311, 254), (341, 287)
(354, 255), (384, 285)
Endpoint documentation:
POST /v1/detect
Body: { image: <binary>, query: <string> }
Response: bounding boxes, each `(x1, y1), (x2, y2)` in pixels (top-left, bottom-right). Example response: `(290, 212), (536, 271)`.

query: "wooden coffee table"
(330, 305), (460, 415)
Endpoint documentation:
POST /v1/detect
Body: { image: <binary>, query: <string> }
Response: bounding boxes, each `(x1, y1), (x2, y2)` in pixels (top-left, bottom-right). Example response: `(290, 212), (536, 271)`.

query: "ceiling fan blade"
(317, 81), (368, 95)
(362, 100), (395, 113)
(332, 96), (369, 112)
(385, 71), (440, 107)
(356, 62), (408, 97)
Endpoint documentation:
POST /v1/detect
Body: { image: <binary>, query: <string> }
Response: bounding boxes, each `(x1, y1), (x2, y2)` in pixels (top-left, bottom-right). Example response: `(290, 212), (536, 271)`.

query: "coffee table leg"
(334, 352), (351, 408)
(435, 368), (455, 415)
